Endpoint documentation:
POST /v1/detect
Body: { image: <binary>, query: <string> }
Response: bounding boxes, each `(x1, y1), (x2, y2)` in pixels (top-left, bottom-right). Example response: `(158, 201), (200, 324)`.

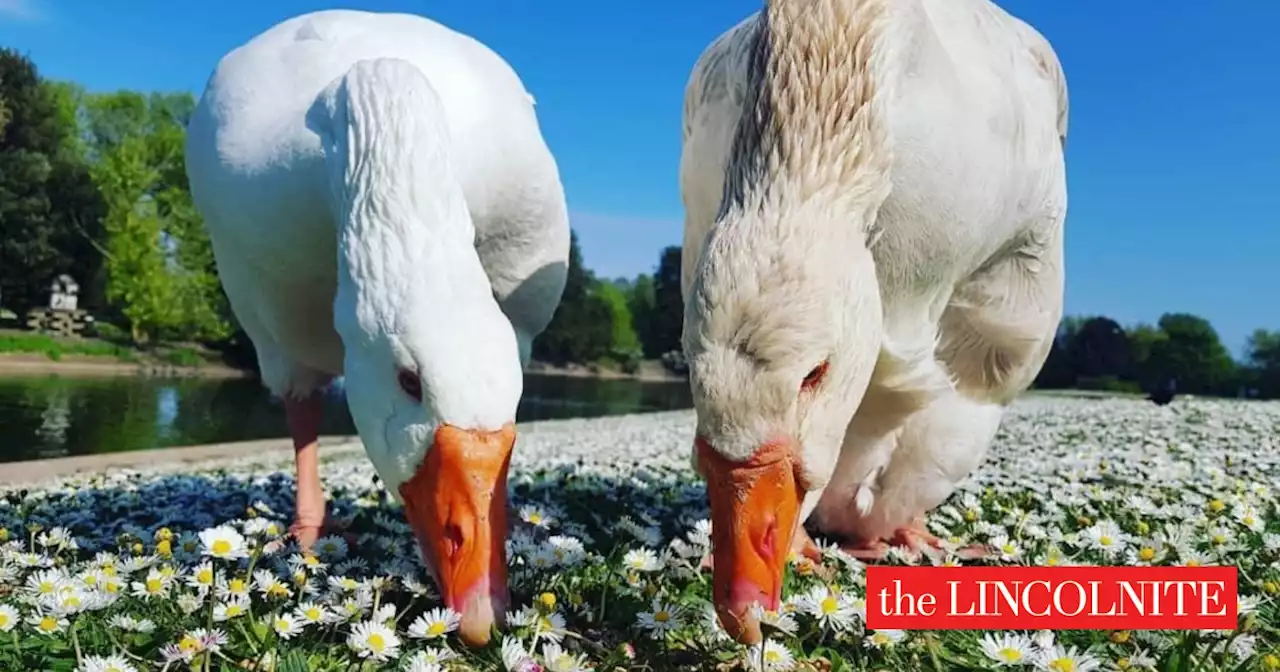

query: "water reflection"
(0, 373), (692, 463)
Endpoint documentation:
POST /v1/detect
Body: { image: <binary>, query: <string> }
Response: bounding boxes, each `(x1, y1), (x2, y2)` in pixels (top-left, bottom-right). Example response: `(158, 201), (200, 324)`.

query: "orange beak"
(697, 437), (802, 645)
(399, 423), (514, 648)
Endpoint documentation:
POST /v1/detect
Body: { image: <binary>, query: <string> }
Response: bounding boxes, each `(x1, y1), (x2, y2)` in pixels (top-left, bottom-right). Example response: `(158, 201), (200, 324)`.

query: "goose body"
(185, 9), (569, 645)
(680, 0), (1067, 642)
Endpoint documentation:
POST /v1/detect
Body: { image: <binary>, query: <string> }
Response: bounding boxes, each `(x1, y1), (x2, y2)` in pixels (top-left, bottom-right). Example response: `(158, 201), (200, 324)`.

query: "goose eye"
(396, 368), (422, 402)
(801, 361), (829, 392)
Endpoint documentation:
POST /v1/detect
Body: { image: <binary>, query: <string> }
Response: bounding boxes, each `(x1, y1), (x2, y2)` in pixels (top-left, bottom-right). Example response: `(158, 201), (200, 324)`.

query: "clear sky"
(2, 0), (1275, 354)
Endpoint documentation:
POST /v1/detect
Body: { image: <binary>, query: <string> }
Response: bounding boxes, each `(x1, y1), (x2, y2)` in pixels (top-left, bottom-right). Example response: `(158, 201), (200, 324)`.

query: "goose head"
(337, 250), (522, 646)
(684, 200), (884, 643)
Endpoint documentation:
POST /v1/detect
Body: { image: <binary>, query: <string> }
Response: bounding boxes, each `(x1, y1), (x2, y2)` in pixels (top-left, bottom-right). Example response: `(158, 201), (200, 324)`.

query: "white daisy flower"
(407, 607), (460, 640)
(345, 619), (401, 662)
(198, 526), (248, 561)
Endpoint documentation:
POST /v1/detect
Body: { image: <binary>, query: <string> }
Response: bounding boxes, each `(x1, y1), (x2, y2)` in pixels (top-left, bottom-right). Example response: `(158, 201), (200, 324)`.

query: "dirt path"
(0, 435), (362, 487)
(0, 353), (252, 379)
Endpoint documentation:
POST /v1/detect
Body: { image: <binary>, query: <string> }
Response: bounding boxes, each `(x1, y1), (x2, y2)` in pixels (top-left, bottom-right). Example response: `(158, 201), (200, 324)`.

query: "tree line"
(2, 49), (1277, 398)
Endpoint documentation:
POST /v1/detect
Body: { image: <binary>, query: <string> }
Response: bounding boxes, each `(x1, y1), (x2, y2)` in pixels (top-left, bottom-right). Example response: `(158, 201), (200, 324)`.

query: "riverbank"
(0, 330), (689, 382)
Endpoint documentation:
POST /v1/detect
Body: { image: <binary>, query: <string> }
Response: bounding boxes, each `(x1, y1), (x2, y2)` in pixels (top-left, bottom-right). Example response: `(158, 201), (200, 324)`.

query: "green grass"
(0, 331), (137, 362)
(0, 330), (222, 369)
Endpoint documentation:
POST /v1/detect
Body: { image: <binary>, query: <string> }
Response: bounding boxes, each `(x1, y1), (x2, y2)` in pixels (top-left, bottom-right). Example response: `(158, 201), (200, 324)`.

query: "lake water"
(0, 373), (693, 463)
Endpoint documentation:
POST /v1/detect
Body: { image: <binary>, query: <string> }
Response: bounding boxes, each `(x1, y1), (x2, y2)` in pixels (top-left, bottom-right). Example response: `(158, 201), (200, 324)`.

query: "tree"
(627, 273), (658, 356)
(648, 246), (684, 356)
(1066, 317), (1133, 390)
(1033, 317), (1086, 388)
(1244, 329), (1280, 398)
(532, 230), (614, 364)
(0, 50), (104, 314)
(1145, 313), (1237, 396)
(81, 90), (229, 343)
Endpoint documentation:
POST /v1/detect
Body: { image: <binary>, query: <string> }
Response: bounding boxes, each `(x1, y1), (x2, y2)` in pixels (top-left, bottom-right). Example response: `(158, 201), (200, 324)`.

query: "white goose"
(679, 0), (1068, 642)
(184, 9), (569, 645)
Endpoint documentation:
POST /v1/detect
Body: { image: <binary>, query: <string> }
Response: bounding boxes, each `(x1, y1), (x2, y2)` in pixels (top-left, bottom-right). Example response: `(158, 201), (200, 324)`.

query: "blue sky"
(2, 0), (1276, 355)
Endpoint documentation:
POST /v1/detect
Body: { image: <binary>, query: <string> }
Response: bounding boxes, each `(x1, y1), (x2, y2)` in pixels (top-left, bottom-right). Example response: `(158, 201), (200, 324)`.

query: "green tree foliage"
(648, 246), (684, 356)
(627, 273), (658, 357)
(81, 90), (229, 343)
(1034, 311), (1254, 397)
(0, 49), (104, 314)
(531, 230), (614, 364)
(1145, 313), (1236, 395)
(1243, 329), (1280, 398)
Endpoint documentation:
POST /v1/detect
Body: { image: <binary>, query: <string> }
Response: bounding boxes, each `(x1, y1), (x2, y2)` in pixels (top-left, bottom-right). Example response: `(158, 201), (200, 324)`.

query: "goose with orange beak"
(679, 0), (1069, 644)
(185, 10), (570, 646)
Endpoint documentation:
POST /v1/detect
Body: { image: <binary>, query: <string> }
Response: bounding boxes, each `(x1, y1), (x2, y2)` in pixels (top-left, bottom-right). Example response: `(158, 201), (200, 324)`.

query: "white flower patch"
(0, 398), (1274, 669)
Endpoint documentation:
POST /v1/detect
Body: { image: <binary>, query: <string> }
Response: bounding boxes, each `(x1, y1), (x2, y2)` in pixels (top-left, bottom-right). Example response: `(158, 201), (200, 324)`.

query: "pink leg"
(285, 394), (326, 552)
(841, 517), (988, 561)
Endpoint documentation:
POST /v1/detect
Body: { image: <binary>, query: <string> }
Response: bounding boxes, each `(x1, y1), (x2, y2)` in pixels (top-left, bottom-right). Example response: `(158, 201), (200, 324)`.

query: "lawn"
(0, 397), (1276, 671)
(0, 329), (216, 369)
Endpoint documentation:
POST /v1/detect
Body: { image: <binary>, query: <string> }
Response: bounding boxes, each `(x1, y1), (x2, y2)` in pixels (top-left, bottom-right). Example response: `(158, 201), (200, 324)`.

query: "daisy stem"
(69, 618), (83, 665)
(394, 596), (419, 622)
(237, 620), (260, 654)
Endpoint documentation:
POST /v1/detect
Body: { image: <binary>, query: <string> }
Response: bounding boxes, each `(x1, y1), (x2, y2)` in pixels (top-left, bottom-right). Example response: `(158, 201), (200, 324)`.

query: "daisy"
(78, 654), (138, 672)
(0, 604), (18, 632)
(214, 575), (252, 600)
(1034, 644), (1101, 672)
(519, 504), (555, 529)
(980, 632), (1036, 666)
(1124, 540), (1164, 566)
(28, 611), (69, 636)
(990, 535), (1023, 562)
(408, 607), (460, 640)
(865, 628), (906, 648)
(272, 613), (304, 640)
(198, 526), (248, 561)
(294, 601), (334, 626)
(186, 562), (216, 594)
(346, 619), (401, 662)
(501, 635), (538, 672)
(129, 569), (171, 600)
(745, 639), (795, 671)
(212, 594), (251, 621)
(793, 584), (858, 631)
(621, 548), (663, 572)
(1080, 520), (1129, 556)
(635, 599), (683, 638)
(541, 641), (593, 672)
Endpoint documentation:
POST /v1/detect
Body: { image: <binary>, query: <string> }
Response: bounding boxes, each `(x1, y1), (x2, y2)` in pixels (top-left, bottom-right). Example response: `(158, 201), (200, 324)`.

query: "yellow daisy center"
(1098, 536), (1113, 547)
(197, 569), (213, 584)
(528, 513), (543, 524)
(38, 616), (57, 632)
(999, 648), (1022, 662)
(654, 610), (670, 623)
(211, 540), (232, 555)
(275, 619), (290, 630)
(367, 633), (385, 652)
(1049, 658), (1076, 672)
(821, 596), (839, 614)
(229, 579), (246, 592)
(145, 578), (162, 593)
(305, 608), (321, 620)
(428, 621), (446, 636)
(1138, 548), (1156, 561)
(0, 614), (9, 628)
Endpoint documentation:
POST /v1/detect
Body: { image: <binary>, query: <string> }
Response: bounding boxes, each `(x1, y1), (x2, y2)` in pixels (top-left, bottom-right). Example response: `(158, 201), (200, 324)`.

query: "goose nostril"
(757, 517), (777, 562)
(443, 522), (464, 559)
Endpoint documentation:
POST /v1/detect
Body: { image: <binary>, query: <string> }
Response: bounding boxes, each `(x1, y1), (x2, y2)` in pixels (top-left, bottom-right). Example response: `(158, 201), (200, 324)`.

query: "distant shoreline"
(0, 352), (689, 384)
